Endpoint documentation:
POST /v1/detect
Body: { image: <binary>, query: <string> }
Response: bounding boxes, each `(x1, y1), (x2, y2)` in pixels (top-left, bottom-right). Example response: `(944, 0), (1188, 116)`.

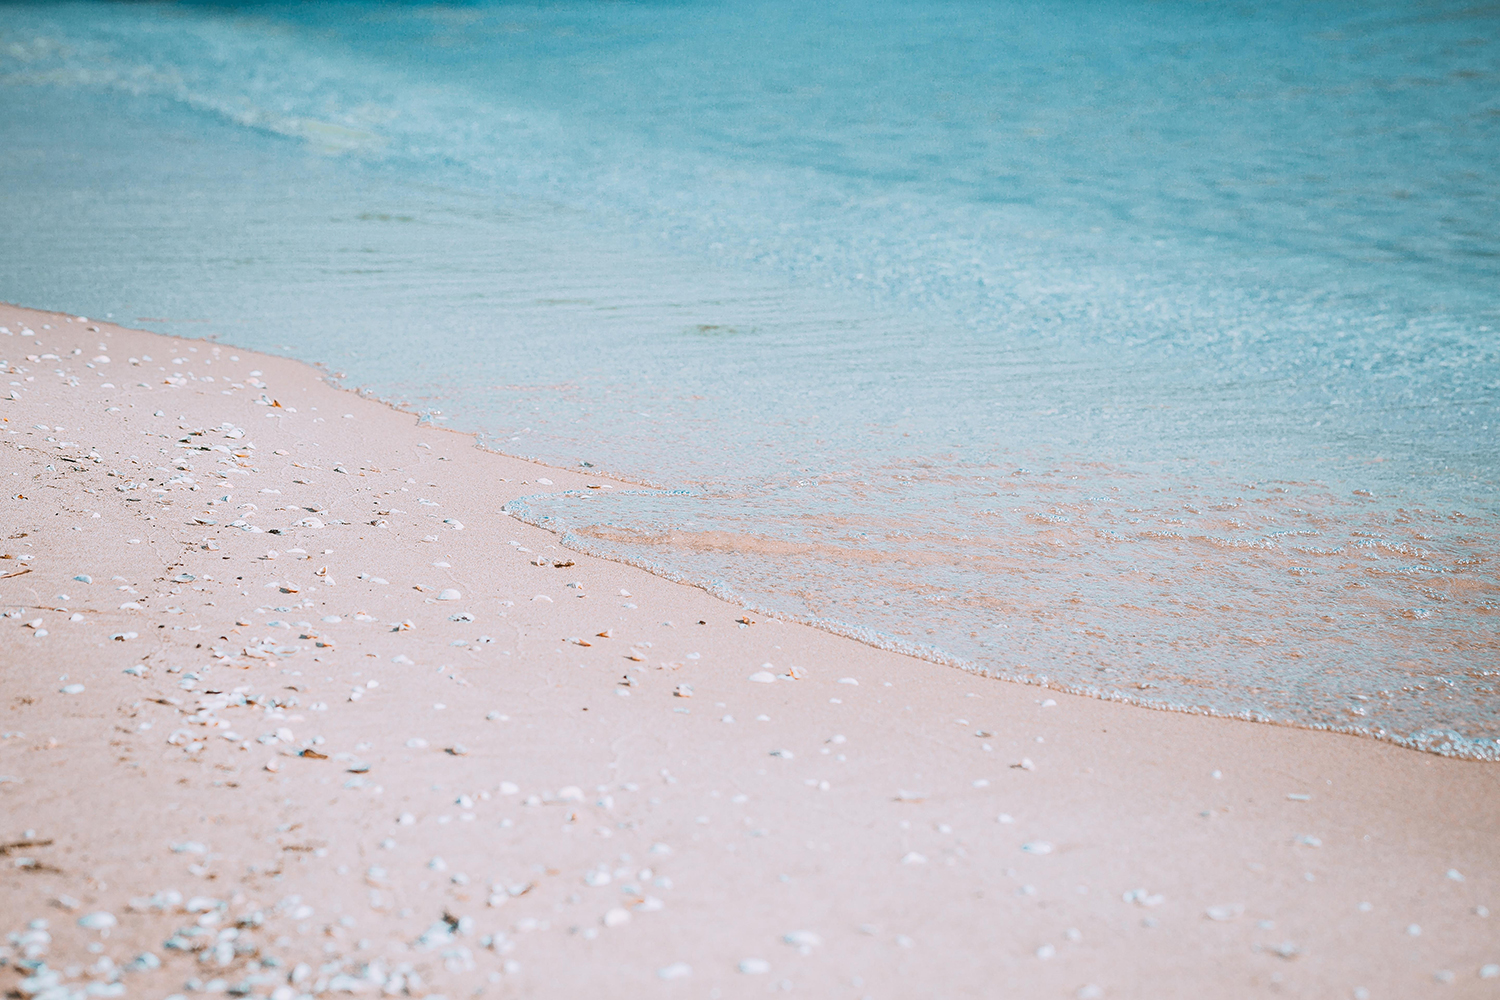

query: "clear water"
(2, 1), (1497, 756)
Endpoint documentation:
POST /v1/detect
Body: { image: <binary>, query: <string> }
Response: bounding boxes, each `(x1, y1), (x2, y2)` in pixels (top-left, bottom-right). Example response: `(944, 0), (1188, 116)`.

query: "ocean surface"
(2, 0), (1497, 757)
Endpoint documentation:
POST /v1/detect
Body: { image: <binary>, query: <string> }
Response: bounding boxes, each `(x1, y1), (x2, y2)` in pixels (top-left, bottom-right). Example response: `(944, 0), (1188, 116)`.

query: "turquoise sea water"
(1, 1), (1497, 756)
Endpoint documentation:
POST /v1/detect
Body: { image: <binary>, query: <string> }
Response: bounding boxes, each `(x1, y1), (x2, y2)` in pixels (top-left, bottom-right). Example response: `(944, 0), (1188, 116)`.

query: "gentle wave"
(505, 465), (1500, 759)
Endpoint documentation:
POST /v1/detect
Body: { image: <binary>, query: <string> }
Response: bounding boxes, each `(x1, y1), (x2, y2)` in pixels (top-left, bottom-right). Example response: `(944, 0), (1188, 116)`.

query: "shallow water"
(1, 0), (1497, 756)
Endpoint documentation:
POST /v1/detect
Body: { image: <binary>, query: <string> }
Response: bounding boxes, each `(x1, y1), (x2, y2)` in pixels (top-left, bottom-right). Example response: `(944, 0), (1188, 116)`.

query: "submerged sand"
(1, 303), (1496, 999)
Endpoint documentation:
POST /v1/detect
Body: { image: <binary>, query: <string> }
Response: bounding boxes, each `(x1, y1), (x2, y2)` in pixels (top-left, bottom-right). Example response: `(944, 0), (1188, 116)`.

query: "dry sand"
(1, 302), (1496, 1000)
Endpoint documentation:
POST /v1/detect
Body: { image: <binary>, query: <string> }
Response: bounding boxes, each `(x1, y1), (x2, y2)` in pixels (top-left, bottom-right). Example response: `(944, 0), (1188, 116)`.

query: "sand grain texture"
(1, 304), (1496, 999)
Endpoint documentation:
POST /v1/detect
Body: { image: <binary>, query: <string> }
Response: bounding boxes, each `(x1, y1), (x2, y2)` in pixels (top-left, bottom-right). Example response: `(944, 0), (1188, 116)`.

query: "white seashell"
(1122, 889), (1165, 907)
(739, 958), (770, 974)
(783, 930), (822, 949)
(602, 908), (630, 928)
(437, 588), (462, 601)
(77, 912), (116, 930)
(656, 963), (690, 980)
(1021, 841), (1053, 855)
(748, 672), (776, 683)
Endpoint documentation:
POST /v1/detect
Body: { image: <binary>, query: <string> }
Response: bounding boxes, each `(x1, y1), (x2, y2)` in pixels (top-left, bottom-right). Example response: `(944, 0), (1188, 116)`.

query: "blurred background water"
(2, 0), (1497, 755)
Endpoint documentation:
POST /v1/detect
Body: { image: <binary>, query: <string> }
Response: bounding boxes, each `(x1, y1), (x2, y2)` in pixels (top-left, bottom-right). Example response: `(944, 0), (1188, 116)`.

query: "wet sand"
(1, 302), (1496, 1000)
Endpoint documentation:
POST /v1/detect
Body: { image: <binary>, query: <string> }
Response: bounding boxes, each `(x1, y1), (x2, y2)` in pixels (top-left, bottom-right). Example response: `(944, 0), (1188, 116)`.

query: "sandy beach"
(1, 301), (1496, 999)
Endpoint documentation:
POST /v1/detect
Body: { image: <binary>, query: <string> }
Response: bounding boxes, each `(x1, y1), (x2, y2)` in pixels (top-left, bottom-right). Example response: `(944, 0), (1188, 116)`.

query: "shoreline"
(1, 302), (1496, 999)
(502, 487), (1500, 763)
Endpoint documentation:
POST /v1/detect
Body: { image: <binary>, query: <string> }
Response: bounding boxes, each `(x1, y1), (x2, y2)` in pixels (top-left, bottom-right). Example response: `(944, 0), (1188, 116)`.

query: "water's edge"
(499, 488), (1500, 763)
